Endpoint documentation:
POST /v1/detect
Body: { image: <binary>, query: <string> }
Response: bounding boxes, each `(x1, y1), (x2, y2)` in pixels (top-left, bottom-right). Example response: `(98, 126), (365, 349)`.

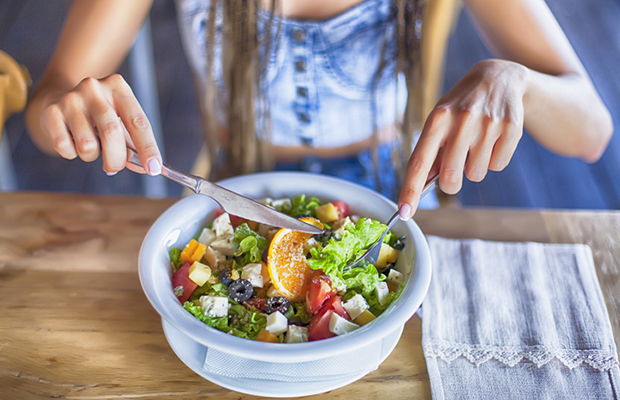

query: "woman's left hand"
(398, 59), (530, 219)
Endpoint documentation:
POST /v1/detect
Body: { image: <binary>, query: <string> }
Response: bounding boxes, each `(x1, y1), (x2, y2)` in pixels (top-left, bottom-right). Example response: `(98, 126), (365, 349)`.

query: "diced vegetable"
(332, 201), (350, 219)
(172, 263), (199, 303)
(353, 309), (376, 326)
(256, 328), (280, 343)
(306, 272), (336, 314)
(375, 243), (399, 269)
(179, 239), (199, 264)
(188, 261), (212, 286)
(315, 203), (339, 223)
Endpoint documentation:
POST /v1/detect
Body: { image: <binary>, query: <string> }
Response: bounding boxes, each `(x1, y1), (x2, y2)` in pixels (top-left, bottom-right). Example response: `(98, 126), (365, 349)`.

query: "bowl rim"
(139, 171), (432, 363)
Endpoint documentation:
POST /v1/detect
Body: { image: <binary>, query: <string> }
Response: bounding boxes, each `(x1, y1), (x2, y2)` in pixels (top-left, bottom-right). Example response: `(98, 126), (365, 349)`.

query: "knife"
(126, 147), (324, 234)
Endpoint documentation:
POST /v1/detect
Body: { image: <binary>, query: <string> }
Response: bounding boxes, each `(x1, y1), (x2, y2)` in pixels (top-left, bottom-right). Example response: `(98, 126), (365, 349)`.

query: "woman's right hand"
(39, 74), (162, 176)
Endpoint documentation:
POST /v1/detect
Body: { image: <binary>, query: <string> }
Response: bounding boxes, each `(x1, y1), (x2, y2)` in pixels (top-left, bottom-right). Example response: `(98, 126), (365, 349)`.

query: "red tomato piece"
(306, 271), (336, 314)
(332, 201), (350, 219)
(172, 262), (198, 303)
(321, 294), (349, 320)
(308, 309), (336, 341)
(242, 297), (267, 312)
(307, 294), (350, 341)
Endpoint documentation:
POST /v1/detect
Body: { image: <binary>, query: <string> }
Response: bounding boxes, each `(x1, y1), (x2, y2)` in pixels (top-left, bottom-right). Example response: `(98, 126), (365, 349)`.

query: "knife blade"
(126, 148), (324, 234)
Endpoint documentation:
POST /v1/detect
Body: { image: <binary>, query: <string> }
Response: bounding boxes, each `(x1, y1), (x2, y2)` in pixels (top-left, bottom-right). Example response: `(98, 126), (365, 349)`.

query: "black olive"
(288, 318), (304, 326)
(228, 279), (253, 302)
(380, 262), (396, 275)
(393, 236), (406, 251)
(313, 230), (332, 243)
(218, 269), (234, 287)
(264, 296), (291, 315)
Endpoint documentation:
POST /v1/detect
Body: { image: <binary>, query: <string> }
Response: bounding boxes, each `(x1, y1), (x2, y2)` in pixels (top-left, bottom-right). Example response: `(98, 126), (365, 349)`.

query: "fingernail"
(147, 158), (162, 176)
(106, 171), (117, 176)
(399, 203), (412, 220)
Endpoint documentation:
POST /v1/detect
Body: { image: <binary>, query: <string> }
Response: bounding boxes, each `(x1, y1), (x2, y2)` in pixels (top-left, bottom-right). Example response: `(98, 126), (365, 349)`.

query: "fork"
(343, 175), (439, 271)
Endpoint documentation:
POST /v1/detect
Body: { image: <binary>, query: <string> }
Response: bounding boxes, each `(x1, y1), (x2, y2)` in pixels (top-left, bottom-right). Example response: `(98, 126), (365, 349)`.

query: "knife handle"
(126, 147), (200, 193)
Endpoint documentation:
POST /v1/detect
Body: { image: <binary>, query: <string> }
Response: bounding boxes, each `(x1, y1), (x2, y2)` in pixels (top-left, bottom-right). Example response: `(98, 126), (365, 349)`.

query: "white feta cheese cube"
(204, 246), (226, 269)
(257, 223), (273, 238)
(265, 311), (288, 335)
(266, 285), (279, 297)
(375, 282), (390, 306)
(303, 237), (319, 255)
(328, 313), (359, 336)
(197, 228), (216, 246)
(210, 237), (234, 256)
(213, 213), (234, 239)
(285, 325), (309, 343)
(199, 295), (229, 318)
(333, 217), (353, 237)
(242, 263), (264, 288)
(271, 198), (291, 211)
(343, 294), (369, 321)
(387, 269), (404, 285)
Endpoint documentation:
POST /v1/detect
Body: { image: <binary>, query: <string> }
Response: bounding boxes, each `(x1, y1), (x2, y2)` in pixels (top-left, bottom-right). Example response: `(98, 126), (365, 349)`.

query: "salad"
(168, 194), (406, 343)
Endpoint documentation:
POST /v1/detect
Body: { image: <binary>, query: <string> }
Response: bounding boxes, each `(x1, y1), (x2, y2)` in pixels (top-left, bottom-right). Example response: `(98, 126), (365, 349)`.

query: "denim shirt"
(174, 0), (438, 207)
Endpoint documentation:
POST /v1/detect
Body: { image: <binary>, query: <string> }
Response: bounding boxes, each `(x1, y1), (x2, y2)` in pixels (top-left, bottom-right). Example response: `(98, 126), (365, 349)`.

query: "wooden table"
(1, 192), (619, 399)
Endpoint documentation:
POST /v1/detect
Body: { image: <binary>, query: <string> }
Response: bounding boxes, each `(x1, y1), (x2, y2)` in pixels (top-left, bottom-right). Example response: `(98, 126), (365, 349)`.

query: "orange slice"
(267, 217), (323, 302)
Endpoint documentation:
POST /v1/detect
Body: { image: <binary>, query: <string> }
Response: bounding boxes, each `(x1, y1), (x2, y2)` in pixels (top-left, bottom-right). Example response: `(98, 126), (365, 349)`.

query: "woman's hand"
(24, 0), (157, 175)
(398, 59), (530, 219)
(37, 74), (161, 176)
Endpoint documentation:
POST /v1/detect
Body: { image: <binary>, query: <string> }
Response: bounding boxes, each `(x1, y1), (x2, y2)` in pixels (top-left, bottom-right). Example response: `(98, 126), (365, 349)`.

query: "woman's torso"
(175, 0), (406, 161)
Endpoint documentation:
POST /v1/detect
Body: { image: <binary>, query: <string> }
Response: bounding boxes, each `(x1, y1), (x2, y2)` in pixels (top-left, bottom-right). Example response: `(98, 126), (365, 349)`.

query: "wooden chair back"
(0, 50), (30, 132)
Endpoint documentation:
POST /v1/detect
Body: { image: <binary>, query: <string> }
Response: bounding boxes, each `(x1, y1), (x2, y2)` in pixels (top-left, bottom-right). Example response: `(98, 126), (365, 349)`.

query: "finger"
(87, 91), (129, 174)
(40, 104), (78, 159)
(489, 119), (522, 171)
(464, 117), (498, 182)
(398, 108), (450, 219)
(105, 74), (162, 176)
(438, 110), (476, 195)
(62, 98), (100, 162)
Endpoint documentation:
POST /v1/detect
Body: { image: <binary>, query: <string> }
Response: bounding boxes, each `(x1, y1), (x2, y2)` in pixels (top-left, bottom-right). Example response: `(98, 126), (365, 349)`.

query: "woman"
(25, 0), (612, 220)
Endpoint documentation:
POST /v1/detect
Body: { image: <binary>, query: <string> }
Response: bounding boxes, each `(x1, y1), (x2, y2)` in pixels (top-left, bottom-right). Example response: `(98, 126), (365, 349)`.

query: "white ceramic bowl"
(139, 172), (432, 397)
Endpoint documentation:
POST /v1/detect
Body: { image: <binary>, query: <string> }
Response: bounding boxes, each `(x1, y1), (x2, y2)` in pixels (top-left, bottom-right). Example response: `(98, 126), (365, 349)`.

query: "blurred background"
(0, 0), (619, 208)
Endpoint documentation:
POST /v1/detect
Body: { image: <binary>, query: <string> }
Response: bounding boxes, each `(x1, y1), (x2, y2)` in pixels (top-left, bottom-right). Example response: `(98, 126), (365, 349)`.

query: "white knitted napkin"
(422, 236), (620, 399)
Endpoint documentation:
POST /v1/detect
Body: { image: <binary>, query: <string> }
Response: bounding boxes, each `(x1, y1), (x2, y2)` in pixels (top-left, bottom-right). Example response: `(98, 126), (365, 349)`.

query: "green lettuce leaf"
(228, 303), (267, 339)
(183, 301), (230, 333)
(308, 217), (386, 280)
(367, 284), (404, 316)
(188, 282), (229, 301)
(169, 247), (182, 270)
(342, 264), (385, 297)
(290, 302), (313, 324)
(183, 301), (267, 340)
(281, 194), (322, 218)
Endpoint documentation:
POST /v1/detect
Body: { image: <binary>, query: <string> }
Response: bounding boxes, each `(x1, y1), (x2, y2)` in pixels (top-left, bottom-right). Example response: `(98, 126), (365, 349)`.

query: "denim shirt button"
(295, 60), (306, 72)
(299, 113), (311, 123)
(297, 87), (308, 97)
(292, 28), (306, 43)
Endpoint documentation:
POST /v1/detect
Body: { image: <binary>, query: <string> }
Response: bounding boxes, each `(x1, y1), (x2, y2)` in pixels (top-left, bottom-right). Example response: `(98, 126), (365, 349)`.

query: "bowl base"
(162, 319), (404, 398)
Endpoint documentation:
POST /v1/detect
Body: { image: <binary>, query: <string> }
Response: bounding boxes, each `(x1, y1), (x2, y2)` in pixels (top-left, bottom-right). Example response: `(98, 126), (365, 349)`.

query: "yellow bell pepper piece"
(179, 239), (199, 263)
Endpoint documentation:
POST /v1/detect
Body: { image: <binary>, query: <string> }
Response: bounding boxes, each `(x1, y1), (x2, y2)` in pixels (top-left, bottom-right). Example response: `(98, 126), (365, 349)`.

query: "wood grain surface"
(1, 193), (618, 399)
